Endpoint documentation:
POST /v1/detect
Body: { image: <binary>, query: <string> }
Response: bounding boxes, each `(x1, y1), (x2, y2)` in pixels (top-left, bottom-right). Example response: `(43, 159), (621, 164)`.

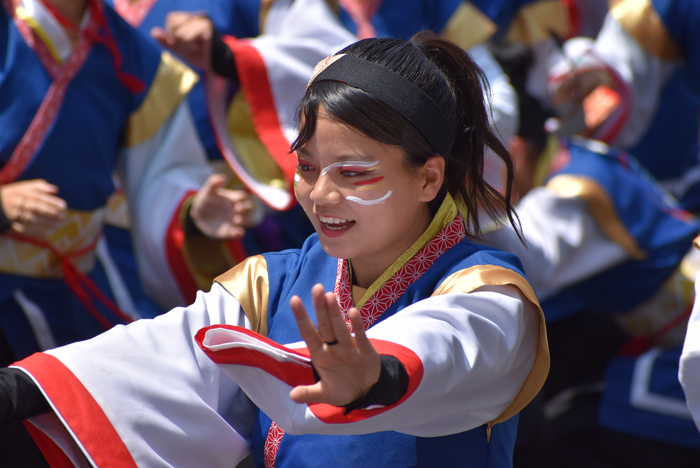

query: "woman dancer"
(0, 33), (548, 468)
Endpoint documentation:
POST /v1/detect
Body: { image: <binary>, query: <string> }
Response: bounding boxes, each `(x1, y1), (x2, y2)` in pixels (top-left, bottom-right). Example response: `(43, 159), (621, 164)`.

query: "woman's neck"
(47, 0), (89, 35)
(349, 205), (433, 289)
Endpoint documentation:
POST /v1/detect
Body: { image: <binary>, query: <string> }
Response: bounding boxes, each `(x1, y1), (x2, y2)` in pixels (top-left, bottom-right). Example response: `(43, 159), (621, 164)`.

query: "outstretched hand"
(0, 179), (67, 237)
(151, 12), (213, 71)
(289, 284), (381, 406)
(190, 173), (256, 240)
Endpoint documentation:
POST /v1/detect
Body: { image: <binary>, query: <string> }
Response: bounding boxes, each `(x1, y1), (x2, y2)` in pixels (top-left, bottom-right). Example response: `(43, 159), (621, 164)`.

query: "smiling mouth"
(318, 215), (356, 231)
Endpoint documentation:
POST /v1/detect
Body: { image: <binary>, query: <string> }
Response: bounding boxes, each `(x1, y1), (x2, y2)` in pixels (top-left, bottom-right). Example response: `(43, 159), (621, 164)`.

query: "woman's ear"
(419, 156), (445, 202)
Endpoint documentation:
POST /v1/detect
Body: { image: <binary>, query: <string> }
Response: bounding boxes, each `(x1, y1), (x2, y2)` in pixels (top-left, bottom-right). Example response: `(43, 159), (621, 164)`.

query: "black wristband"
(342, 355), (409, 414)
(0, 191), (12, 233)
(211, 27), (238, 82)
(183, 202), (206, 237)
(0, 368), (51, 428)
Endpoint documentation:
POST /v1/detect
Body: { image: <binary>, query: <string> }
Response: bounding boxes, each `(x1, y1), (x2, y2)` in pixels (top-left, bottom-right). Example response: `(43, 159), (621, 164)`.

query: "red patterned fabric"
(335, 214), (467, 331)
(263, 422), (284, 468)
(264, 213), (466, 467)
(0, 0), (94, 184)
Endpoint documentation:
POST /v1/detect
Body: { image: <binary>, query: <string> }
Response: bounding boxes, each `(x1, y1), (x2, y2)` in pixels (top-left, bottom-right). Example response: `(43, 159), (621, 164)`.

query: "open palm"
(289, 284), (381, 407)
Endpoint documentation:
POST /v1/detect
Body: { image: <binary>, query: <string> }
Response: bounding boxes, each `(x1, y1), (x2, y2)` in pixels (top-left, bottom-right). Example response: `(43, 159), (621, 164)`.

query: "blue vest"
(104, 0), (261, 161)
(540, 139), (700, 322)
(541, 140), (700, 449)
(249, 234), (528, 468)
(0, 4), (164, 356)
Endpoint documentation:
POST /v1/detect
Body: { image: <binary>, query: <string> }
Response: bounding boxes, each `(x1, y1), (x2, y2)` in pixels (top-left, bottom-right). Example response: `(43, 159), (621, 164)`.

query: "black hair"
(292, 32), (522, 240)
(487, 39), (550, 155)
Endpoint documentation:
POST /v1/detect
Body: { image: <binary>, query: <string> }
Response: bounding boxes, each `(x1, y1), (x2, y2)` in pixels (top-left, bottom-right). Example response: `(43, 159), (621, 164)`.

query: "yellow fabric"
(215, 255), (270, 337)
(16, 6), (63, 63)
(432, 265), (549, 434)
(354, 193), (460, 308)
(0, 207), (106, 278)
(227, 92), (287, 190)
(104, 191), (130, 229)
(610, 0), (683, 60)
(177, 197), (239, 293)
(546, 174), (646, 259)
(615, 260), (695, 348)
(505, 0), (571, 45)
(441, 2), (498, 50)
(532, 136), (560, 190)
(124, 51), (199, 147)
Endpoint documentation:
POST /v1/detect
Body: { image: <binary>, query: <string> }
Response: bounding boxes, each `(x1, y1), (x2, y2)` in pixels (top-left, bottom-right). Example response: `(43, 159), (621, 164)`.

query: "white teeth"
(319, 215), (350, 224)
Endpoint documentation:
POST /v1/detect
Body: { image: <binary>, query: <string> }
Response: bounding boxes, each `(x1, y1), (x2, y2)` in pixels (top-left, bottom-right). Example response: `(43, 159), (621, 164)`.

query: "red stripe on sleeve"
(307, 339), (423, 423)
(196, 325), (316, 388)
(164, 191), (200, 304)
(222, 36), (298, 195)
(24, 421), (76, 468)
(16, 353), (138, 468)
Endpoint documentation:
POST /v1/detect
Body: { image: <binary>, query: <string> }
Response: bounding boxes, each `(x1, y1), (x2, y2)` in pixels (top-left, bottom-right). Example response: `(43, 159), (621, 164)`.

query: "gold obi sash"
(616, 246), (700, 352)
(0, 207), (106, 278)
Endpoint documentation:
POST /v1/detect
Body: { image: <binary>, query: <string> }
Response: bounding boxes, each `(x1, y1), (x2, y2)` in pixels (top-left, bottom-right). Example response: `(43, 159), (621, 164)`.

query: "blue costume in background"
(0, 0), (203, 359)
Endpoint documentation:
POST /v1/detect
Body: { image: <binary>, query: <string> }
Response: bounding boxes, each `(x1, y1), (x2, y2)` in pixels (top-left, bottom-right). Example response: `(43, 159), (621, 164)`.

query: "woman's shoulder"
(448, 238), (526, 276)
(430, 239), (533, 298)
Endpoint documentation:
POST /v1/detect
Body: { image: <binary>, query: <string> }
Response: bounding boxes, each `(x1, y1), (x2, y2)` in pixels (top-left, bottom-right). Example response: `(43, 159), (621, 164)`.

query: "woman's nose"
(309, 173), (343, 205)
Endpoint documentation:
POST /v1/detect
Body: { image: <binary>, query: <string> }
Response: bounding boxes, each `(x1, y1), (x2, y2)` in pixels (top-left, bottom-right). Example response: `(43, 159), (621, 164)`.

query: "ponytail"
(293, 32), (523, 241)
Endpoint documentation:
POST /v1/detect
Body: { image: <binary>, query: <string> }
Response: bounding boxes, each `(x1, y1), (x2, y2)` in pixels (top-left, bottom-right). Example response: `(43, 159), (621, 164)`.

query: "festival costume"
(11, 195), (548, 467)
(680, 237), (700, 431)
(548, 0), (700, 210)
(105, 0), (260, 162)
(0, 0), (232, 357)
(485, 137), (700, 455)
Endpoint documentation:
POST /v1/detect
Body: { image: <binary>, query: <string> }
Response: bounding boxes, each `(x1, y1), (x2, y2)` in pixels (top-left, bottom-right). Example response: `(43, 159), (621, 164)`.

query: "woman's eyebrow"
(321, 160), (380, 176)
(295, 147), (312, 158)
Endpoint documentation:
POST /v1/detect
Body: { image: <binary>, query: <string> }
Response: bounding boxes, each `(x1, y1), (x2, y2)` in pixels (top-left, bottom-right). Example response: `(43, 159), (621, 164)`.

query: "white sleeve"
(200, 285), (539, 437)
(469, 43), (519, 193)
(483, 187), (630, 300)
(680, 270), (700, 431)
(15, 283), (254, 468)
(205, 0), (356, 211)
(469, 43), (519, 146)
(593, 13), (680, 148)
(120, 101), (212, 309)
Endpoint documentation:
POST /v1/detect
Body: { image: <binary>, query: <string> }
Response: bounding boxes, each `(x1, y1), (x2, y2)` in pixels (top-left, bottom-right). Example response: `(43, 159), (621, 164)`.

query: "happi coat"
(485, 137), (700, 449)
(0, 0), (231, 357)
(12, 194), (549, 467)
(549, 0), (700, 210)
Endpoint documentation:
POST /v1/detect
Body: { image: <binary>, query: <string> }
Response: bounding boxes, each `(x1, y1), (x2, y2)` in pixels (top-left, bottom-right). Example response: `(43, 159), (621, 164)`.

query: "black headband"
(310, 55), (455, 155)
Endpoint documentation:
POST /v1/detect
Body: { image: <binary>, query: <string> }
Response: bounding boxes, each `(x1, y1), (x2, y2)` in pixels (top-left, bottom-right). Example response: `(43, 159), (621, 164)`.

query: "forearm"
(199, 287), (542, 437)
(210, 27), (238, 82)
(0, 367), (51, 428)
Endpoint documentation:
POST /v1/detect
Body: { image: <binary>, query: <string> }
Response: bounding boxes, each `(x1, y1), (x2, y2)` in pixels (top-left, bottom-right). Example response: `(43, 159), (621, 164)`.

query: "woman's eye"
(340, 170), (369, 178)
(297, 163), (314, 172)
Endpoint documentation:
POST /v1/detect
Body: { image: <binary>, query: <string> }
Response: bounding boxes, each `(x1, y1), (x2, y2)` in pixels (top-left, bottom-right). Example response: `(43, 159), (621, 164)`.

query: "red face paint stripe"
(353, 176), (384, 186)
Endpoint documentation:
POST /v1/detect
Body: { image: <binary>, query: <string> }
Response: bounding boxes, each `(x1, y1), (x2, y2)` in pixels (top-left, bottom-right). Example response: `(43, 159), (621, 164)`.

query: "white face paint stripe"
(346, 190), (393, 205)
(321, 160), (380, 176)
